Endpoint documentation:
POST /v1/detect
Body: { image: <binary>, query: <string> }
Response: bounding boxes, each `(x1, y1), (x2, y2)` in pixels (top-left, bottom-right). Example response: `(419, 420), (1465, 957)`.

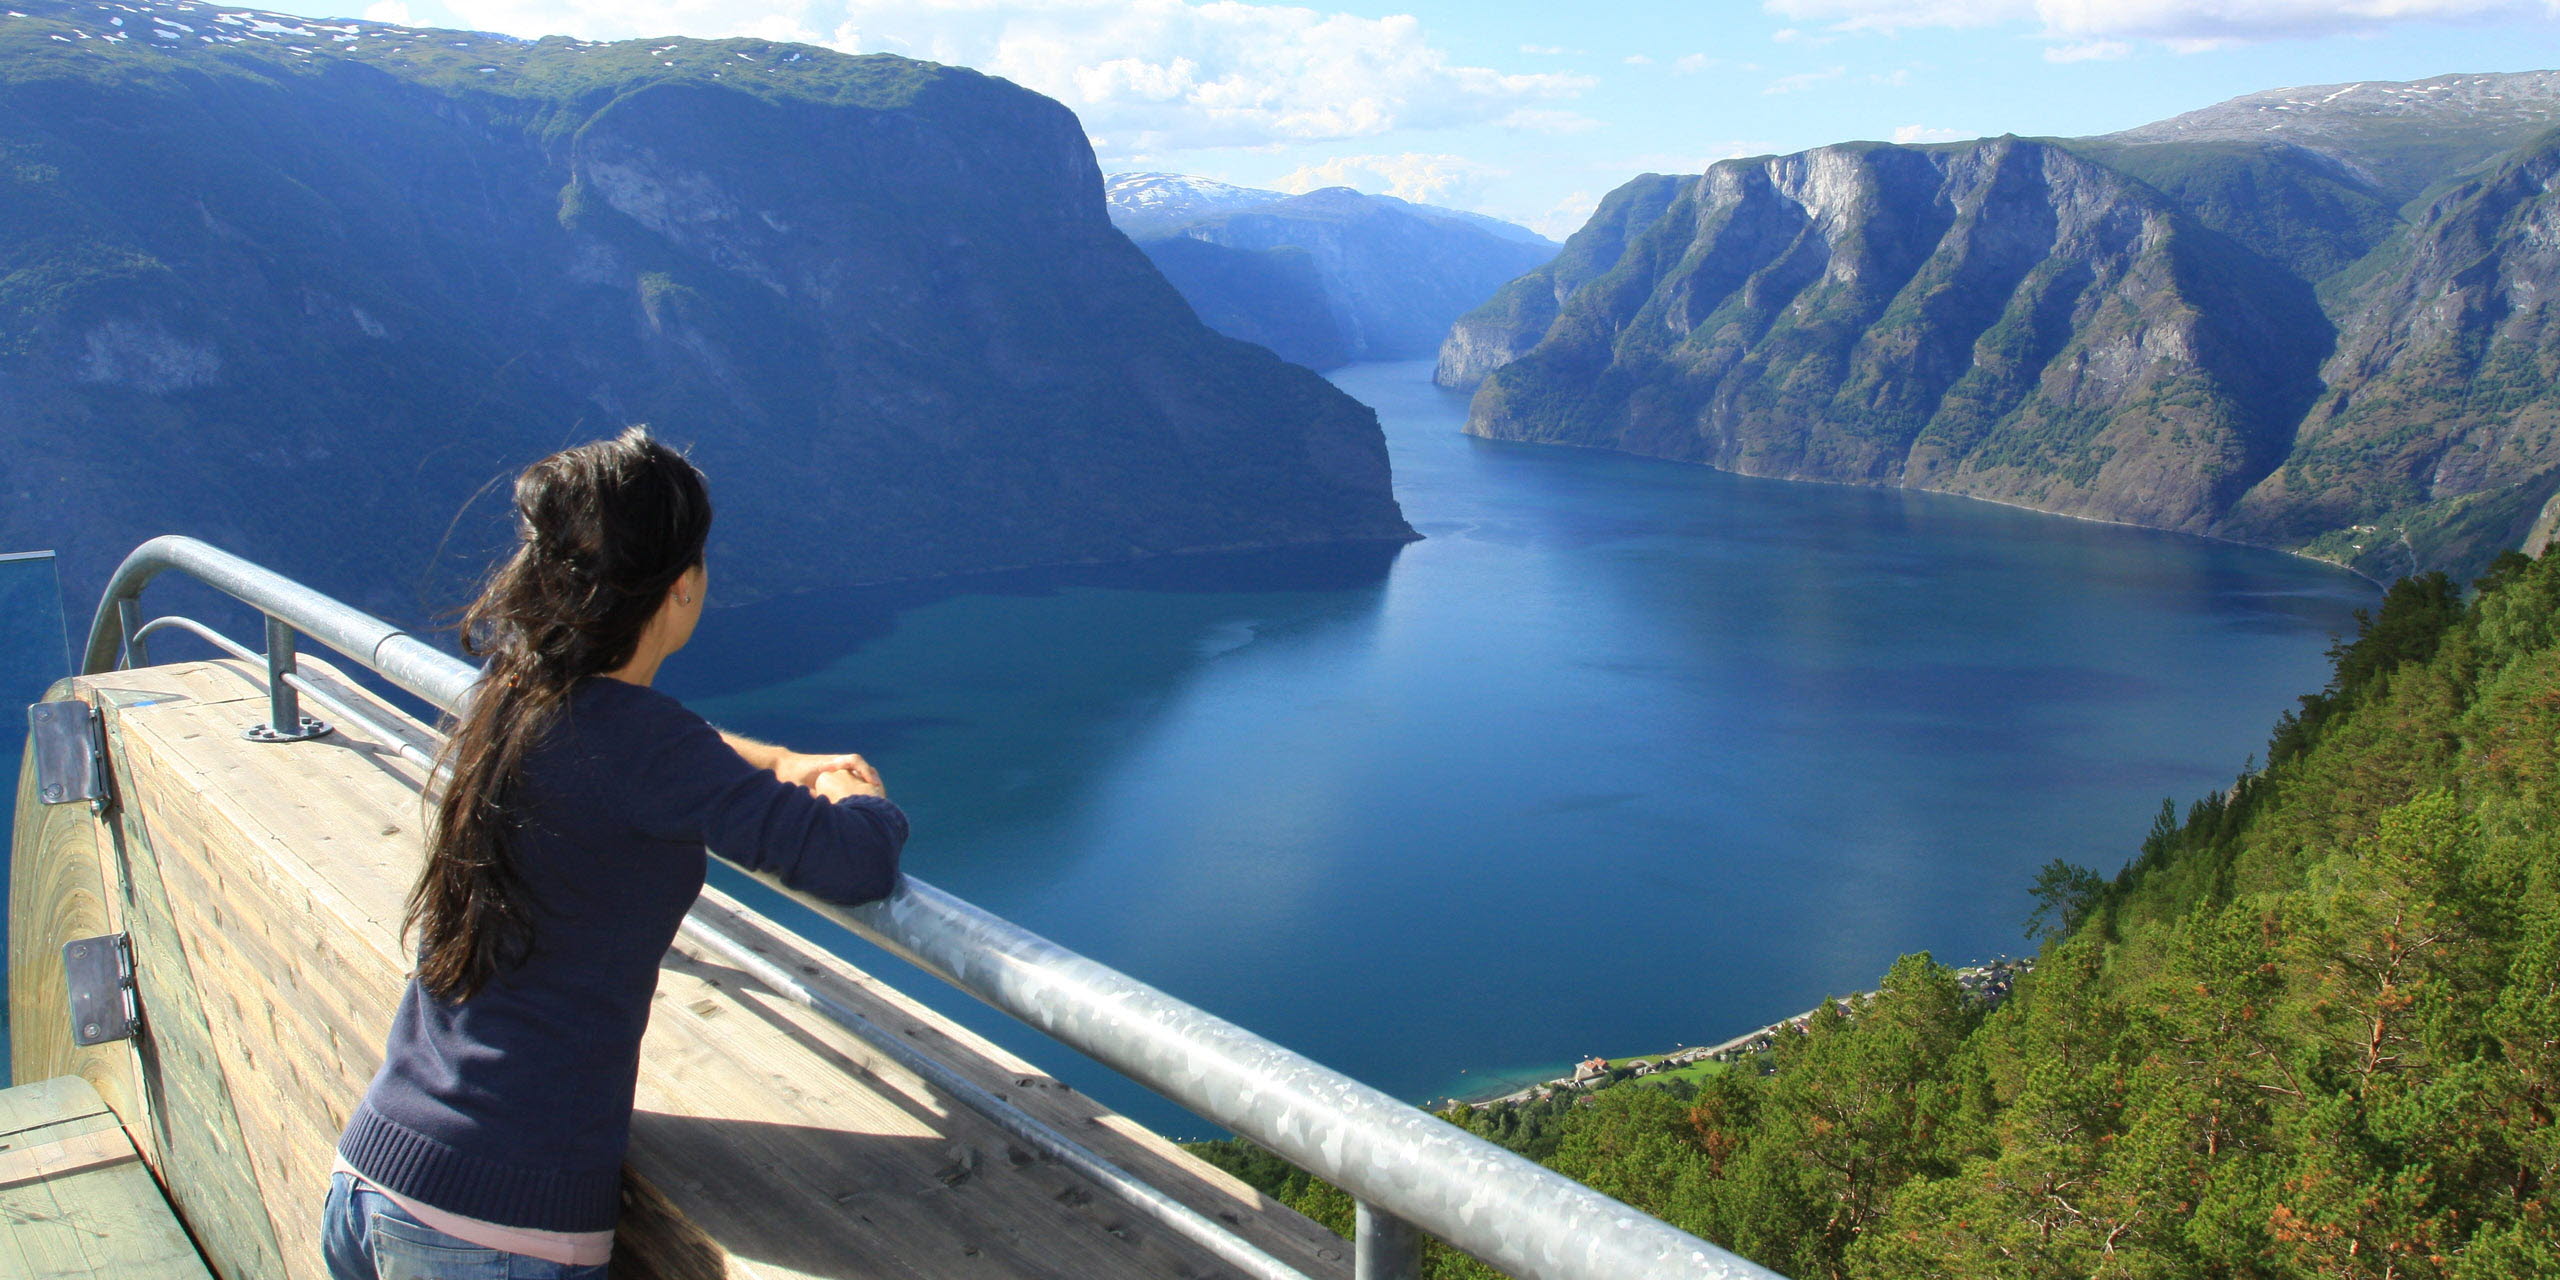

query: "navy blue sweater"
(339, 676), (906, 1232)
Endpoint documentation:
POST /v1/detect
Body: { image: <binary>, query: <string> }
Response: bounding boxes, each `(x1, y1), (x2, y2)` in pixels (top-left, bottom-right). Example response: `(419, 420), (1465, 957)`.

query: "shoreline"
(1445, 957), (2036, 1111)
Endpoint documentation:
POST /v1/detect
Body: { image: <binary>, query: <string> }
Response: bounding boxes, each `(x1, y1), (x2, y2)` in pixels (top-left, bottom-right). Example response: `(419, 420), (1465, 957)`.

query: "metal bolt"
(69, 943), (85, 958)
(83, 1023), (99, 1037)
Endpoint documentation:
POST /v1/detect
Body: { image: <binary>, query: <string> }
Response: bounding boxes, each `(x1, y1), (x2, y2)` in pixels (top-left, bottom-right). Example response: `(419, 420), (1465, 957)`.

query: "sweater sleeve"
(619, 692), (907, 905)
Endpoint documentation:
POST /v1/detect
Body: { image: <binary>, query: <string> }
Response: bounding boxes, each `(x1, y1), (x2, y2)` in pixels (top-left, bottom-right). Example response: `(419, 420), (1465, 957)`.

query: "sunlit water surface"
(671, 359), (2376, 1136)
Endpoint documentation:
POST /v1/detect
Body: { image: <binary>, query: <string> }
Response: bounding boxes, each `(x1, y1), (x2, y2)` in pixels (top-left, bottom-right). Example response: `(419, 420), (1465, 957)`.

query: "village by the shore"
(1457, 957), (2036, 1111)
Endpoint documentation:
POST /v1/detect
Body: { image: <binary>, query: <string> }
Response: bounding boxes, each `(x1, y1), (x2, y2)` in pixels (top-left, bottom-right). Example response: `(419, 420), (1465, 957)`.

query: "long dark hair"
(408, 427), (713, 1000)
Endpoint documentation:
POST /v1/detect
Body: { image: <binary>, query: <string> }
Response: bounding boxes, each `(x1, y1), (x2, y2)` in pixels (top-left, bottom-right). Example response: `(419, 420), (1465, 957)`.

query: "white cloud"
(1610, 144), (1768, 174)
(431, 0), (1591, 153)
(1764, 65), (1848, 93)
(1869, 67), (1910, 85)
(1765, 0), (2545, 43)
(1530, 190), (1599, 240)
(363, 0), (415, 21)
(1891, 124), (1966, 142)
(1519, 43), (1585, 55)
(2038, 0), (2527, 40)
(1499, 108), (1603, 134)
(1277, 152), (1505, 206)
(2043, 38), (2132, 60)
(1672, 52), (1714, 73)
(1765, 0), (2030, 31)
(1771, 25), (1804, 40)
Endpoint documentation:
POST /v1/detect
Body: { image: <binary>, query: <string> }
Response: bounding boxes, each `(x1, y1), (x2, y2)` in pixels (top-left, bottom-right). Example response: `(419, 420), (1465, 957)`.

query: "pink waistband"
(333, 1154), (615, 1267)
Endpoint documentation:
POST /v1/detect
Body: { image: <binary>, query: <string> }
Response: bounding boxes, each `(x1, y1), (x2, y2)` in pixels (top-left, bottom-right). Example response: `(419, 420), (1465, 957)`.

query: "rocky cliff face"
(1466, 139), (2325, 532)
(2226, 129), (2560, 578)
(1434, 174), (1687, 390)
(0, 1), (1411, 624)
(1108, 176), (1556, 368)
(1448, 72), (2560, 579)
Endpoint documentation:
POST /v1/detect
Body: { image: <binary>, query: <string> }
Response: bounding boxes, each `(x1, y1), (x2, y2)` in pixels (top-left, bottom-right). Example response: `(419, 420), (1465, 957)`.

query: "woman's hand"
(719, 732), (887, 799)
(783, 751), (887, 801)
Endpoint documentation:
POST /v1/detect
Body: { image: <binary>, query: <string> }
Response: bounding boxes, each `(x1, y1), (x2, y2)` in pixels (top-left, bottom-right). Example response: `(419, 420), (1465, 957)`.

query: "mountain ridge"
(0, 0), (1414, 621)
(1444, 71), (2560, 580)
(1108, 173), (1557, 369)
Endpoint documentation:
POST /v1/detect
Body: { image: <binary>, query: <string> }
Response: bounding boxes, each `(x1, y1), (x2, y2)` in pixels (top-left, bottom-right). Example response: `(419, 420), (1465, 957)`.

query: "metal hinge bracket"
(64, 933), (140, 1046)
(28, 700), (109, 813)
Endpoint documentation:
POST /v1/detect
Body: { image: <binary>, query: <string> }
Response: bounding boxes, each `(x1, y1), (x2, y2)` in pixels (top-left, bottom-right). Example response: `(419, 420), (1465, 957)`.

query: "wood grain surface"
(0, 1074), (214, 1279)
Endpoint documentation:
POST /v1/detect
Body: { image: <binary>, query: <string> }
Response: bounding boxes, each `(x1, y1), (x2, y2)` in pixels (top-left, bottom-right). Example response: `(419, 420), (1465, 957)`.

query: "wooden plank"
(20, 659), (1353, 1280)
(107, 688), (412, 1280)
(664, 890), (1351, 1278)
(10, 694), (116, 1090)
(0, 1124), (136, 1187)
(0, 1076), (111, 1136)
(84, 682), (292, 1280)
(0, 1078), (213, 1279)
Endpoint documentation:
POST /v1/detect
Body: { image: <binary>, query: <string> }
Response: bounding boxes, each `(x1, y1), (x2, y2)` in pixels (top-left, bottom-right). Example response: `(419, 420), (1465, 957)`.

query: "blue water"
(667, 359), (2376, 1137)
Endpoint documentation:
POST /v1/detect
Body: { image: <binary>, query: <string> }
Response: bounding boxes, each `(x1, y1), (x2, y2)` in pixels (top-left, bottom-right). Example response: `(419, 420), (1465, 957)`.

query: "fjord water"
(670, 359), (2375, 1137)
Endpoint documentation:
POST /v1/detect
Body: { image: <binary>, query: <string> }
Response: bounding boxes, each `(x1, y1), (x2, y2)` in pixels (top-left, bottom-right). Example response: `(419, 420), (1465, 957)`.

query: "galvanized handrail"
(83, 535), (1785, 1280)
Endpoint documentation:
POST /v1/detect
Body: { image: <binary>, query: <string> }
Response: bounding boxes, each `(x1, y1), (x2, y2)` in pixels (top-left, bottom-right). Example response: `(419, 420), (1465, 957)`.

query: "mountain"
(1108, 174), (1557, 369)
(1446, 72), (2560, 580)
(1132, 237), (1353, 371)
(1433, 174), (1689, 389)
(2097, 70), (2560, 202)
(0, 1), (1412, 626)
(1103, 172), (1291, 238)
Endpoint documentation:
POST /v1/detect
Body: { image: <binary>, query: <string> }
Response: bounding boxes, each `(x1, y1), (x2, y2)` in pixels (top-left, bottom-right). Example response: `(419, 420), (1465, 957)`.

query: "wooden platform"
(10, 658), (1350, 1280)
(0, 1075), (213, 1278)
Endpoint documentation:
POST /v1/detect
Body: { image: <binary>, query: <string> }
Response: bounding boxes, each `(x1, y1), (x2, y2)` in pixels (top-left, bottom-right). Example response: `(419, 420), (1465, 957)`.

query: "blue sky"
(251, 0), (2560, 237)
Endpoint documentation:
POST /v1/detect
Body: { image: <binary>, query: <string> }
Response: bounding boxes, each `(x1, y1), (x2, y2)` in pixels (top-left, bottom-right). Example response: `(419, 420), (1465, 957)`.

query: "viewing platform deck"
(0, 1074), (211, 1278)
(11, 656), (1349, 1279)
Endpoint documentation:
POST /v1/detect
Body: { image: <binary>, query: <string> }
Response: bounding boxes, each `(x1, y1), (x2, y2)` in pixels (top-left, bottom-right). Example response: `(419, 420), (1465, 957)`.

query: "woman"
(321, 428), (907, 1279)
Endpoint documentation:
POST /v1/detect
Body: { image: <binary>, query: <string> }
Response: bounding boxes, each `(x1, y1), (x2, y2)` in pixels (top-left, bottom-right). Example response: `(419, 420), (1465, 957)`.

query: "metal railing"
(80, 535), (1785, 1280)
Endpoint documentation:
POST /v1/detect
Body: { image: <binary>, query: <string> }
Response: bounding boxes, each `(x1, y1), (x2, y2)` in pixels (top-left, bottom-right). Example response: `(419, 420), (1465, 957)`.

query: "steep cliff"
(1466, 139), (2325, 532)
(1451, 72), (2560, 578)
(2228, 128), (2560, 579)
(1435, 174), (1687, 390)
(1108, 175), (1556, 367)
(1132, 238), (1351, 371)
(0, 1), (1412, 623)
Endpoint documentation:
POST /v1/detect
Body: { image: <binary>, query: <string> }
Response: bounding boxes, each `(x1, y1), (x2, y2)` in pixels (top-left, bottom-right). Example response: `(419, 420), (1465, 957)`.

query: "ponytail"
(408, 427), (711, 1000)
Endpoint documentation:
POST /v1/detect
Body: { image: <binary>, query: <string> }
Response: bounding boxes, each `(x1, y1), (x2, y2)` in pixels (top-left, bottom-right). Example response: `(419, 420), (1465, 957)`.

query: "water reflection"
(664, 361), (2375, 1137)
(673, 541), (1401, 890)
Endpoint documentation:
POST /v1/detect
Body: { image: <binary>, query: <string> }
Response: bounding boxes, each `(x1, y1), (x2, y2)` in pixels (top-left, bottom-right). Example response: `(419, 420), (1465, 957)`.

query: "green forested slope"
(1202, 550), (2560, 1279)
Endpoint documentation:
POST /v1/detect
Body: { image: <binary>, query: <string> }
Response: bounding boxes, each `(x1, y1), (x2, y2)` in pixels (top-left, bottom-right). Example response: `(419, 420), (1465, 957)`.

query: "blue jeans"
(322, 1172), (609, 1280)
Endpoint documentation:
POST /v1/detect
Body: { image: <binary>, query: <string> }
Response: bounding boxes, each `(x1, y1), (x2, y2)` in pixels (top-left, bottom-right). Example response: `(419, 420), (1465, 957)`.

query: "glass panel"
(0, 549), (71, 1068)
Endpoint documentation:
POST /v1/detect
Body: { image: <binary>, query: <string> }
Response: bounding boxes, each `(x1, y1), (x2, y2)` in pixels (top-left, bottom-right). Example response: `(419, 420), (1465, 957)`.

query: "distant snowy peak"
(1104, 172), (1288, 236)
(1106, 171), (1285, 209)
(2109, 70), (2560, 146)
(0, 0), (521, 55)
(1103, 171), (1556, 247)
(2102, 70), (2560, 198)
